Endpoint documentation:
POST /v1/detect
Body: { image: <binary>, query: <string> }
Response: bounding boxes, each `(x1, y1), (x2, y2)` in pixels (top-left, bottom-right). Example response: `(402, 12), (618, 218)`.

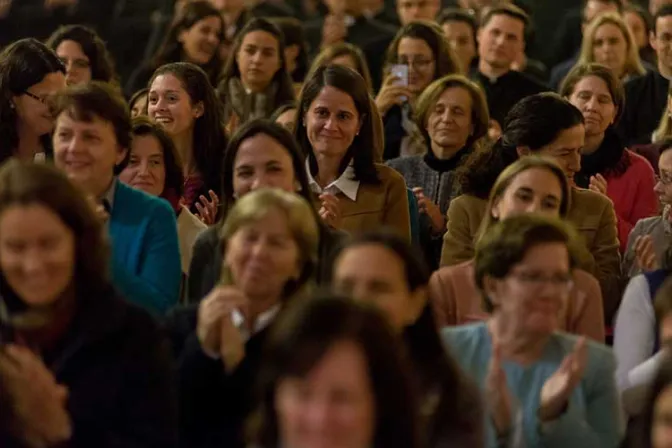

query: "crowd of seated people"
(4, 1), (672, 447)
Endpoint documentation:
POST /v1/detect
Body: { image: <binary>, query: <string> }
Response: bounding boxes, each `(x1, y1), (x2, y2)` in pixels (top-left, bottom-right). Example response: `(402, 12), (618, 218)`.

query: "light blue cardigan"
(442, 323), (624, 448)
(108, 181), (181, 314)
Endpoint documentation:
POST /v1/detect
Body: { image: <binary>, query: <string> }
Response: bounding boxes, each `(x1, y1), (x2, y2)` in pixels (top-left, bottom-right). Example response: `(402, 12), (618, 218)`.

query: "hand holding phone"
(374, 65), (412, 115)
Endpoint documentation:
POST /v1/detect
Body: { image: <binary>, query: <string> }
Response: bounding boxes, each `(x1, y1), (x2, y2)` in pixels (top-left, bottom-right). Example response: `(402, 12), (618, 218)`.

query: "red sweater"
(605, 150), (658, 252)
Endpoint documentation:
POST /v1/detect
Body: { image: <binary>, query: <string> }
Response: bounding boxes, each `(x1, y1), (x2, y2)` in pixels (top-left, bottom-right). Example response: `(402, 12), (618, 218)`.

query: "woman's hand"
(634, 235), (659, 272)
(486, 343), (514, 436)
(318, 193), (342, 229)
(0, 345), (72, 447)
(538, 337), (588, 422)
(588, 174), (608, 196)
(197, 286), (248, 371)
(413, 187), (445, 234)
(375, 75), (413, 116)
(195, 190), (220, 225)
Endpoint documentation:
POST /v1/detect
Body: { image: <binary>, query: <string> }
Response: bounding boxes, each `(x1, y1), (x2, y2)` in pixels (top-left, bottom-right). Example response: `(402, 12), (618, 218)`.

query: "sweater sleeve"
(440, 197), (476, 267)
(111, 202), (181, 315)
(614, 275), (656, 392)
(591, 200), (623, 324)
(428, 270), (458, 327)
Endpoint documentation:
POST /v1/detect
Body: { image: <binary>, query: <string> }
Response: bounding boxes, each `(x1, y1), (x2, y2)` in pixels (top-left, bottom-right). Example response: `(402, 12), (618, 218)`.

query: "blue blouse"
(442, 323), (624, 448)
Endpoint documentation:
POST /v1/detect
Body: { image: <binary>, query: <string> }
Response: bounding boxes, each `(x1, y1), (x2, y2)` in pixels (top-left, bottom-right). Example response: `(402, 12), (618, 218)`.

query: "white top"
(176, 205), (206, 274)
(231, 303), (281, 342)
(306, 159), (360, 201)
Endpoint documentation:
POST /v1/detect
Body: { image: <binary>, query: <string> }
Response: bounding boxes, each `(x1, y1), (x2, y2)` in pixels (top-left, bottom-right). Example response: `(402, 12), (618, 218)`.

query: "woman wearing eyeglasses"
(376, 22), (459, 160)
(0, 38), (66, 165)
(443, 214), (624, 448)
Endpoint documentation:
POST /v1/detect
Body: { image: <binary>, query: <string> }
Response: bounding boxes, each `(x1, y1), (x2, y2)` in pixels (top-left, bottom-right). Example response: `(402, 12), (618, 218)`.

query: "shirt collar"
(306, 159), (360, 201)
(231, 303), (280, 341)
(101, 177), (117, 213)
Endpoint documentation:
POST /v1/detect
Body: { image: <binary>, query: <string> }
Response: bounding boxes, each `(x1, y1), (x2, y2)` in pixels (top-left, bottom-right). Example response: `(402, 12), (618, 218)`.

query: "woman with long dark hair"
(125, 0), (224, 96)
(147, 62), (228, 219)
(217, 18), (295, 131)
(0, 38), (65, 164)
(331, 231), (483, 447)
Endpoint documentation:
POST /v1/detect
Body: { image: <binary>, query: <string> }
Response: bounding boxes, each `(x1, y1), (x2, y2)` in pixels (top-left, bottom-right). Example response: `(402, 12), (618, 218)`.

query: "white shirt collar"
(305, 159), (360, 201)
(231, 304), (280, 341)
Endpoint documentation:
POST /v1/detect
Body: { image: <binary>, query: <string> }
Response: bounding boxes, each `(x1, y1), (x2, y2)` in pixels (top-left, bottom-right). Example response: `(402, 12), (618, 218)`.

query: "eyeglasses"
(397, 58), (434, 69)
(656, 174), (672, 186)
(508, 271), (574, 292)
(23, 91), (48, 105)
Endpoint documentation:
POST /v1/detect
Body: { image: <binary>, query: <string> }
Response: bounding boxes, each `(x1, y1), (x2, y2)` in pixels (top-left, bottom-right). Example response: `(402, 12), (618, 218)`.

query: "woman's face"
(397, 37), (436, 94)
(119, 134), (167, 197)
(55, 39), (92, 85)
(232, 133), (298, 197)
(567, 75), (617, 137)
(179, 15), (222, 65)
(333, 244), (423, 330)
(305, 86), (361, 161)
(625, 10), (648, 50)
(442, 19), (476, 73)
(427, 86), (473, 153)
(130, 92), (148, 118)
(236, 30), (281, 91)
(652, 385), (672, 448)
(224, 206), (301, 300)
(13, 71), (66, 138)
(592, 23), (628, 77)
(0, 204), (75, 307)
(275, 340), (376, 448)
(275, 108), (297, 131)
(532, 124), (585, 184)
(491, 167), (564, 221)
(486, 242), (571, 336)
(148, 74), (203, 138)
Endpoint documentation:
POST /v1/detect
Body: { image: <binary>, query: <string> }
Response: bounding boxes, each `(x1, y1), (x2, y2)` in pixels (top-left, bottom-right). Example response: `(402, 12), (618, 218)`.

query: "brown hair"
(559, 62), (625, 124)
(480, 3), (529, 34)
(51, 81), (131, 174)
(414, 74), (489, 149)
(0, 160), (110, 307)
(578, 12), (645, 79)
(248, 293), (420, 448)
(307, 42), (374, 93)
(475, 213), (579, 312)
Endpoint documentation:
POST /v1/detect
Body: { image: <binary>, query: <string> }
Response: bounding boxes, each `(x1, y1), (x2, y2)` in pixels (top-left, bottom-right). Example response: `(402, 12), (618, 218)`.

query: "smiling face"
(491, 167), (564, 220)
(52, 112), (127, 198)
(148, 73), (203, 139)
(485, 242), (571, 335)
(530, 124), (585, 184)
(655, 149), (672, 205)
(305, 86), (361, 161)
(55, 40), (92, 85)
(13, 72), (67, 138)
(426, 86), (473, 155)
(275, 340), (376, 448)
(0, 204), (75, 307)
(592, 23), (628, 77)
(236, 30), (281, 92)
(119, 134), (166, 197)
(224, 206), (301, 300)
(179, 15), (222, 65)
(397, 37), (436, 94)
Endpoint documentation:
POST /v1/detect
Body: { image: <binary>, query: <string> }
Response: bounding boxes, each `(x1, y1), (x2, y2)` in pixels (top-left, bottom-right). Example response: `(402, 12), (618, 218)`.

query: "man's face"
(652, 15), (672, 74)
(477, 13), (524, 70)
(396, 0), (440, 25)
(583, 0), (619, 25)
(651, 0), (672, 16)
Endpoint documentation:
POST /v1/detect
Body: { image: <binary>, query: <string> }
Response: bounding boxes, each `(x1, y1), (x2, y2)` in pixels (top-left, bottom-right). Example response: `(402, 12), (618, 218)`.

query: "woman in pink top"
(429, 156), (606, 342)
(561, 63), (658, 252)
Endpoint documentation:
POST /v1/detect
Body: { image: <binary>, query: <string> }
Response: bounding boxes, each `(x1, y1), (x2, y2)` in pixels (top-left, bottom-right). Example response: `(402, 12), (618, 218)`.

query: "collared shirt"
(231, 303), (281, 342)
(306, 159), (360, 201)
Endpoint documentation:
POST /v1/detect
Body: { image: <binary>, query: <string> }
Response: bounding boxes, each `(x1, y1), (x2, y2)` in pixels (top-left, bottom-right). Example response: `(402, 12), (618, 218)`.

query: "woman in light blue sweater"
(442, 214), (624, 448)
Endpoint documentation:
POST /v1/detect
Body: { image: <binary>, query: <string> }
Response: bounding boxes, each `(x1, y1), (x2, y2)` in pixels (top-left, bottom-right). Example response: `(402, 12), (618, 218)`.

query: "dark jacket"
(186, 223), (343, 303)
(2, 287), (178, 448)
(617, 70), (670, 146)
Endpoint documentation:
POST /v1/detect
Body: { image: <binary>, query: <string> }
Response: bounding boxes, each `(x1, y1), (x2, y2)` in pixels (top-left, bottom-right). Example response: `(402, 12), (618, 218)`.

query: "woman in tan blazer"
(294, 64), (411, 241)
(430, 157), (605, 342)
(440, 93), (621, 322)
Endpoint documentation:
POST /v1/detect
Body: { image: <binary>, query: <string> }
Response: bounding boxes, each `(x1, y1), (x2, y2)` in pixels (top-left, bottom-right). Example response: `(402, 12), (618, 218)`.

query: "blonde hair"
(477, 156), (571, 242)
(219, 188), (320, 300)
(578, 12), (645, 80)
(654, 87), (672, 143)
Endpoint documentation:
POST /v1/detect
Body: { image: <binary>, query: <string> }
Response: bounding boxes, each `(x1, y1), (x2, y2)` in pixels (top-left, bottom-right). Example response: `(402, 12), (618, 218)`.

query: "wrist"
(537, 400), (568, 422)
